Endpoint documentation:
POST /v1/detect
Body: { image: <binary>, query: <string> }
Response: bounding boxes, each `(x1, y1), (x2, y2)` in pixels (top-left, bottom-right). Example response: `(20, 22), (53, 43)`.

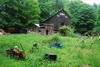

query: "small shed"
(27, 24), (40, 33)
(38, 24), (54, 35)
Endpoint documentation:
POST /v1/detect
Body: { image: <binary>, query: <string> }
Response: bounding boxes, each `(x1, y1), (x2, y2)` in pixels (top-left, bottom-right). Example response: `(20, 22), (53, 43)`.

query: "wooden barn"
(38, 10), (71, 35)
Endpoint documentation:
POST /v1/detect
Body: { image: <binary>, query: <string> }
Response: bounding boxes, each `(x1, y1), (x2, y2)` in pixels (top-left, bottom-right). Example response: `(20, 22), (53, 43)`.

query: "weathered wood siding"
(41, 10), (71, 31)
(38, 24), (54, 35)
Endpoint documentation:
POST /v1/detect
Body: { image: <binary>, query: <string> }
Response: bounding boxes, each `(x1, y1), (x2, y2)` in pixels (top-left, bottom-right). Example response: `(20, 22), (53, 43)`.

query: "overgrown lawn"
(0, 33), (100, 67)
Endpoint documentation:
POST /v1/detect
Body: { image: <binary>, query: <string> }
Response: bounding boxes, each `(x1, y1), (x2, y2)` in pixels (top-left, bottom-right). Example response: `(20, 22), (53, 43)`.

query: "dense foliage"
(0, 0), (100, 34)
(0, 0), (40, 28)
(68, 1), (96, 34)
(38, 0), (64, 21)
(93, 4), (100, 33)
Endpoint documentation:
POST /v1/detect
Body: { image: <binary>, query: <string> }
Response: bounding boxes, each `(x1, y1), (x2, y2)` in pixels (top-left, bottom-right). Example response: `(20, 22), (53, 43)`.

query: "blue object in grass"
(59, 44), (64, 48)
(55, 41), (61, 46)
(49, 41), (64, 48)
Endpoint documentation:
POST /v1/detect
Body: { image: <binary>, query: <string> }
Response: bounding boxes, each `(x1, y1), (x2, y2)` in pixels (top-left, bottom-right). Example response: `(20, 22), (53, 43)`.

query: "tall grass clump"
(50, 34), (60, 41)
(42, 33), (61, 44)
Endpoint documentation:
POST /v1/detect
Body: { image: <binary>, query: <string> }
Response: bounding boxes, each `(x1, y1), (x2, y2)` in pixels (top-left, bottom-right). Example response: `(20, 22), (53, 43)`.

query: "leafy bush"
(59, 26), (78, 37)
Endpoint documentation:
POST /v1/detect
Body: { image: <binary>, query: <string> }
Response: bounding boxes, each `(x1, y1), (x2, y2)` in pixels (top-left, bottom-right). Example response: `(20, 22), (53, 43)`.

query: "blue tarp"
(50, 41), (64, 48)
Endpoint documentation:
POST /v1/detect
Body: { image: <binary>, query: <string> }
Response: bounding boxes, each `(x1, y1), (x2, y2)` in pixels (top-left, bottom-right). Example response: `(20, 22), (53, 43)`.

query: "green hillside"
(0, 33), (100, 67)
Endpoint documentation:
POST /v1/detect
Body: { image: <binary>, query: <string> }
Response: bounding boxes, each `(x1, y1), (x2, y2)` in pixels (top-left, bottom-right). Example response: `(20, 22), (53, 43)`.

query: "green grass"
(0, 33), (100, 67)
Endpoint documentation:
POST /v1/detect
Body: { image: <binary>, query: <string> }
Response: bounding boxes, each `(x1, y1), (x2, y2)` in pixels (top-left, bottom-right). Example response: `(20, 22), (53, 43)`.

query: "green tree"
(39, 0), (64, 22)
(68, 1), (96, 34)
(38, 0), (51, 21)
(93, 4), (100, 33)
(24, 0), (40, 25)
(0, 0), (40, 28)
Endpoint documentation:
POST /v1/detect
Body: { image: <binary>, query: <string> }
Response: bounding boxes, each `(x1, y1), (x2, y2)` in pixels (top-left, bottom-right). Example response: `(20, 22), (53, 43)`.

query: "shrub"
(59, 26), (75, 36)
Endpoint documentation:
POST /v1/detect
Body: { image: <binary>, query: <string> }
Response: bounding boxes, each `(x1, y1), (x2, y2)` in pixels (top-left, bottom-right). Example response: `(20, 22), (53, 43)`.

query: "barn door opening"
(46, 30), (49, 35)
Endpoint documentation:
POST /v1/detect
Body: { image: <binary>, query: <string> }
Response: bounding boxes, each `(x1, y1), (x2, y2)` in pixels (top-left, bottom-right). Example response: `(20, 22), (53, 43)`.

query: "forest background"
(0, 0), (100, 34)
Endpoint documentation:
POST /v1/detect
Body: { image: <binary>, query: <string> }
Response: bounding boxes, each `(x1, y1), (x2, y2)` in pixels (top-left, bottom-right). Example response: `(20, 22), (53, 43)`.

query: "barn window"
(57, 13), (66, 17)
(61, 22), (65, 26)
(57, 14), (60, 17)
(65, 16), (68, 18)
(59, 13), (65, 16)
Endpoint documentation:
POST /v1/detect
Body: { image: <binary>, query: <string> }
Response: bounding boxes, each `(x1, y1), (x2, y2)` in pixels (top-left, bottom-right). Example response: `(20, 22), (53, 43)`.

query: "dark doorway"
(46, 30), (49, 35)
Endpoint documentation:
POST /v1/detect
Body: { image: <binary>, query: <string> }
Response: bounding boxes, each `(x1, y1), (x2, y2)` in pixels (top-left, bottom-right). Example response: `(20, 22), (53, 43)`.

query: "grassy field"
(0, 33), (100, 67)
